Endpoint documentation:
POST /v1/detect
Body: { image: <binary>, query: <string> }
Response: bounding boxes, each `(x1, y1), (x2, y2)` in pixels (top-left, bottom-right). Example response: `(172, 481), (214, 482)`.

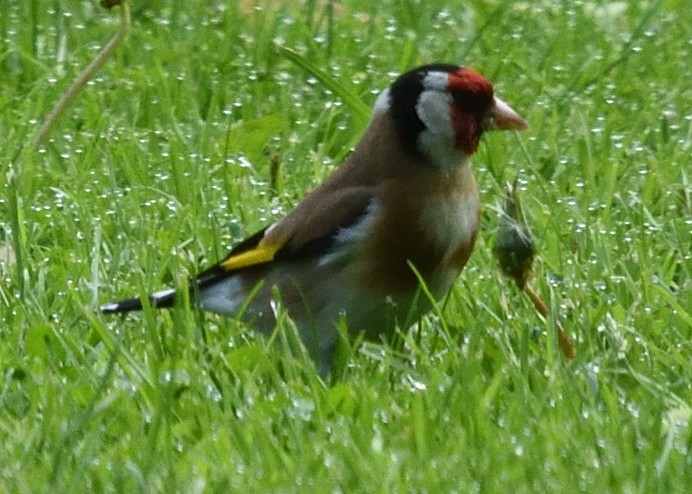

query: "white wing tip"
(100, 302), (120, 312)
(151, 288), (176, 301)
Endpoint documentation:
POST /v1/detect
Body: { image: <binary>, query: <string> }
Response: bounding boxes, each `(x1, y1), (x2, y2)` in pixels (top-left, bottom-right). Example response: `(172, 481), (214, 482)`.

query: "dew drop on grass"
(237, 156), (253, 169)
(292, 397), (315, 421)
(206, 384), (222, 403)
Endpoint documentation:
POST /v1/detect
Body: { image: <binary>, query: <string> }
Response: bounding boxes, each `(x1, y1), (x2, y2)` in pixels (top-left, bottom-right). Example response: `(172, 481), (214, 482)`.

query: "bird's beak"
(484, 96), (529, 131)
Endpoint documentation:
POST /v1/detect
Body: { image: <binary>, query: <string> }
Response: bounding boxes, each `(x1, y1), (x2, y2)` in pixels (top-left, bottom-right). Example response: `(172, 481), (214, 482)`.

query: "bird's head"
(373, 63), (528, 170)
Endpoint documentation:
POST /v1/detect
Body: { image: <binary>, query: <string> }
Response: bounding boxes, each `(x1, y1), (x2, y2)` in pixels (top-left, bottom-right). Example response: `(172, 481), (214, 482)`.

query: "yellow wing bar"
(219, 239), (283, 272)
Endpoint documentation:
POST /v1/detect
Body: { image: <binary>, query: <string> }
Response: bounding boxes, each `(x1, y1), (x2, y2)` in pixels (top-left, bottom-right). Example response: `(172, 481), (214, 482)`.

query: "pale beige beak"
(485, 96), (529, 131)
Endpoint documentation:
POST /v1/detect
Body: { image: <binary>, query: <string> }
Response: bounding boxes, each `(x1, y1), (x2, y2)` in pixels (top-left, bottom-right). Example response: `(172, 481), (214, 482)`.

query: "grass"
(1, 0), (690, 492)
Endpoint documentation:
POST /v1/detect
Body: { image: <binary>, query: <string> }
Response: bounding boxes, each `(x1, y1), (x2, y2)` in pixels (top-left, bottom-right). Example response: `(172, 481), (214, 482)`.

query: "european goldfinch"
(101, 63), (528, 369)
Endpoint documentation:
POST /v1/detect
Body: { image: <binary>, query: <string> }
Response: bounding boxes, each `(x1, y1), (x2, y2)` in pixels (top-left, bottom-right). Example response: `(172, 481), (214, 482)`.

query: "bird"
(101, 63), (528, 370)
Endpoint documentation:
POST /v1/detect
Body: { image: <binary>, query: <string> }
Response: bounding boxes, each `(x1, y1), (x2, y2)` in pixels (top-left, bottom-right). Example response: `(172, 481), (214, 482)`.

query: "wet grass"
(1, 0), (690, 492)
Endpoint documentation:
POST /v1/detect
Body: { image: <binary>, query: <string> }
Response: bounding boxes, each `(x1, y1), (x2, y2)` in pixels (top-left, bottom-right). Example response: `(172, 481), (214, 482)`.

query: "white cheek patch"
(416, 90), (454, 138)
(416, 90), (464, 170)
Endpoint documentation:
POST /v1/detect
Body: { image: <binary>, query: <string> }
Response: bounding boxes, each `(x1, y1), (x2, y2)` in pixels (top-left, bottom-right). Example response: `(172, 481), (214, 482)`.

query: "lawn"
(1, 0), (690, 492)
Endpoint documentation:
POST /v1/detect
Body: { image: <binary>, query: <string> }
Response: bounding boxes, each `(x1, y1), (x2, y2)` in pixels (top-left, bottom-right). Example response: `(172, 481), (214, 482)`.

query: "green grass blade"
(277, 45), (371, 127)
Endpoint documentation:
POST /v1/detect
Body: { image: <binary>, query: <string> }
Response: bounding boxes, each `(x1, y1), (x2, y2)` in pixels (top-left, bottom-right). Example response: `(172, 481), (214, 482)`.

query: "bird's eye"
(452, 89), (489, 113)
(451, 90), (469, 108)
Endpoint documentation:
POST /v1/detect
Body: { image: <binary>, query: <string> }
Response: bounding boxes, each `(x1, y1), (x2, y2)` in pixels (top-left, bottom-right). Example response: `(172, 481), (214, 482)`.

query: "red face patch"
(446, 68), (495, 155)
(449, 106), (481, 155)
(447, 68), (494, 103)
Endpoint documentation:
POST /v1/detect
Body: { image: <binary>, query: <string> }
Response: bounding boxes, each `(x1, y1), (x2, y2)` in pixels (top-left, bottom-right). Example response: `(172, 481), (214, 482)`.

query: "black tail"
(100, 254), (240, 315)
(100, 287), (176, 314)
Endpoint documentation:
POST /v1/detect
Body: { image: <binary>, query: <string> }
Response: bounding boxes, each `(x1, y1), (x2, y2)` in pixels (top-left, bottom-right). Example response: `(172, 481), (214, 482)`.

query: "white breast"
(418, 175), (480, 265)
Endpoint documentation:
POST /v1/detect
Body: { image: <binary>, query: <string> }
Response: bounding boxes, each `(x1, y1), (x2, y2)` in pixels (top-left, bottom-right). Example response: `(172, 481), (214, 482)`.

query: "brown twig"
(524, 283), (575, 359)
(493, 180), (575, 360)
(32, 0), (131, 149)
